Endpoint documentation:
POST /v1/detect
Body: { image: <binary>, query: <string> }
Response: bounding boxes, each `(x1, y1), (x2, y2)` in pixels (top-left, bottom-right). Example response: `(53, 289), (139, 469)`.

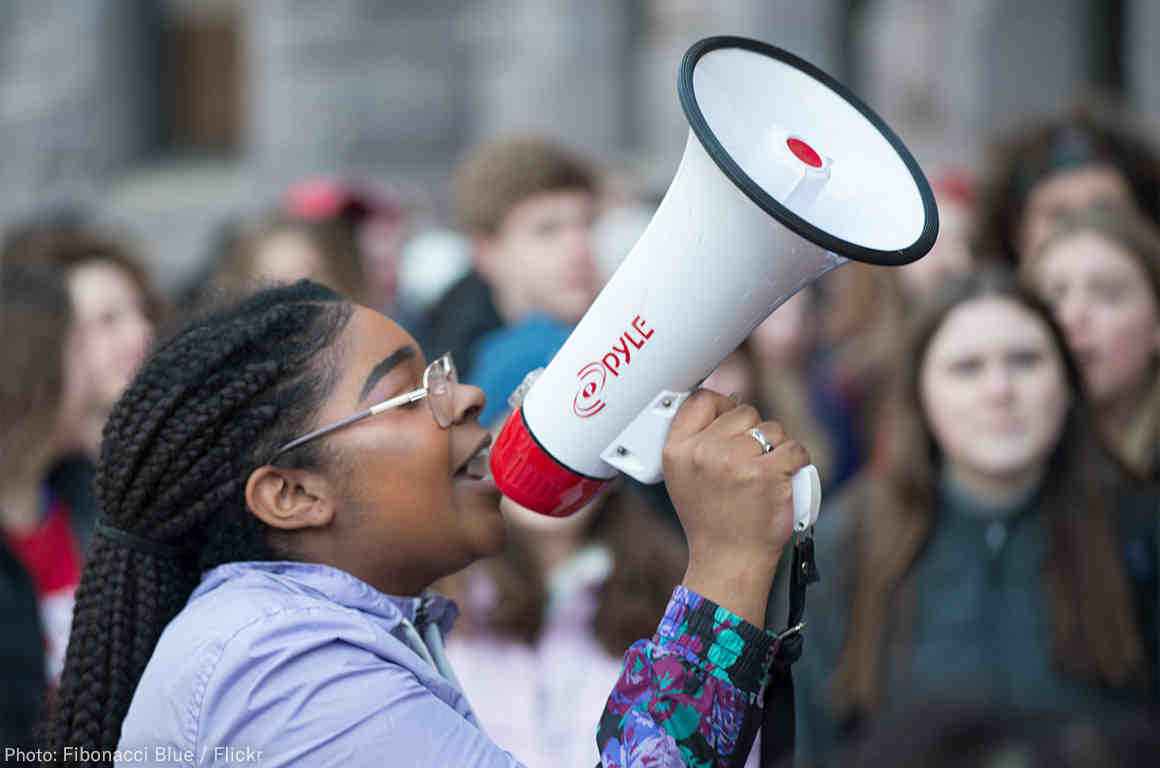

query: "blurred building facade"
(0, 0), (1154, 289)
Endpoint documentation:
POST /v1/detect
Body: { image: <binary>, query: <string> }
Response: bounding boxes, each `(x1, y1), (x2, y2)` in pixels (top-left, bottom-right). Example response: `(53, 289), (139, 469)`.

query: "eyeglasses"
(270, 352), (458, 462)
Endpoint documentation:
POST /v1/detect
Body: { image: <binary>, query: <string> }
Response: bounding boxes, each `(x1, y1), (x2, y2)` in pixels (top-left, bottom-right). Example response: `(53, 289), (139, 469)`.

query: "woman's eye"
(1008, 349), (1043, 368)
(534, 219), (562, 239)
(948, 358), (982, 376)
(1090, 280), (1127, 303)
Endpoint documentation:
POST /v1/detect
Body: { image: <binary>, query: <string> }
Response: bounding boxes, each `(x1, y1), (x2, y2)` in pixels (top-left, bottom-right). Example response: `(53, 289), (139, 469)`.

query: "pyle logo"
(573, 315), (655, 418)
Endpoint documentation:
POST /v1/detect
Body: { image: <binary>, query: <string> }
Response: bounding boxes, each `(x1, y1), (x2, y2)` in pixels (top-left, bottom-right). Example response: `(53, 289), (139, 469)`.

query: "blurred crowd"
(2, 100), (1159, 767)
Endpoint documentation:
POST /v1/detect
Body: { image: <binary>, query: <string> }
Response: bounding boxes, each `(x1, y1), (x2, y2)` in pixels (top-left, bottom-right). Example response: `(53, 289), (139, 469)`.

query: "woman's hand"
(663, 388), (811, 625)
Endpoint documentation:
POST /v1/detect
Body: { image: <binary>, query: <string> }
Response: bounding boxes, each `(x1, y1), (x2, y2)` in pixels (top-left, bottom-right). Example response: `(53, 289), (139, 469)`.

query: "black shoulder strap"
(760, 534), (819, 767)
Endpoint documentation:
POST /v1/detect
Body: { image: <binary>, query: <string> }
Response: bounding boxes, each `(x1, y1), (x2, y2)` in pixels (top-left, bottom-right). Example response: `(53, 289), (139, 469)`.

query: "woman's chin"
(452, 488), (507, 557)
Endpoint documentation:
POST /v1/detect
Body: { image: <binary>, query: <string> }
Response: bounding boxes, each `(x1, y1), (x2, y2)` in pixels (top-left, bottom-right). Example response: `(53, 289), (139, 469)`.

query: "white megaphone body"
(489, 36), (938, 524)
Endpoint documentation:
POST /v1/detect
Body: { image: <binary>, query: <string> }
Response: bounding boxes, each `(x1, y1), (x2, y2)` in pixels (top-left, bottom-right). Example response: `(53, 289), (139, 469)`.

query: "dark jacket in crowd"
(413, 271), (502, 383)
(47, 455), (99, 554)
(0, 539), (46, 748)
(790, 474), (1159, 764)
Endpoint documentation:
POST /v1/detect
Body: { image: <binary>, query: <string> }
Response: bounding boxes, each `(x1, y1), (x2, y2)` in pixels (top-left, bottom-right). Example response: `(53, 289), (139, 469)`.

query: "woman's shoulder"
(122, 562), (468, 755)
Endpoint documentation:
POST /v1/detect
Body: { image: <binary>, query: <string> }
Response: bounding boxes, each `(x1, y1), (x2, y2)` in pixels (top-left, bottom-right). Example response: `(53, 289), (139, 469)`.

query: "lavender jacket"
(118, 561), (776, 767)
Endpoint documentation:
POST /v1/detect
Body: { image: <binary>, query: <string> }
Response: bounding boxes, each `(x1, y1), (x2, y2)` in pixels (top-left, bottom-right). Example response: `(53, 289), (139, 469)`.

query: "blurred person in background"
(285, 177), (412, 322)
(809, 264), (906, 482)
(416, 136), (601, 385)
(213, 212), (367, 304)
(174, 214), (245, 316)
(791, 268), (1157, 765)
(1022, 205), (1160, 483)
(3, 218), (161, 536)
(748, 290), (864, 494)
(896, 171), (977, 305)
(975, 107), (1160, 266)
(0, 263), (74, 741)
(439, 486), (691, 768)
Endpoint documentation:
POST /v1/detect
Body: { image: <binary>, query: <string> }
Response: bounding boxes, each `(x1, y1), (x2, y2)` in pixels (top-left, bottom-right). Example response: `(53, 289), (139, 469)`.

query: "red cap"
(490, 408), (610, 517)
(284, 178), (403, 226)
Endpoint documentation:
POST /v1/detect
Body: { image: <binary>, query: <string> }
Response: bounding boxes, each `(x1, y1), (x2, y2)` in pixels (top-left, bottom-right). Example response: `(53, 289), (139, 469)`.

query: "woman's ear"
(245, 465), (338, 531)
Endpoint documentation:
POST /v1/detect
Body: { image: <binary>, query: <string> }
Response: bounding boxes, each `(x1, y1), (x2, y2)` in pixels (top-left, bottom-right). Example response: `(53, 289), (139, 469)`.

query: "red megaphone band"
(490, 408), (609, 517)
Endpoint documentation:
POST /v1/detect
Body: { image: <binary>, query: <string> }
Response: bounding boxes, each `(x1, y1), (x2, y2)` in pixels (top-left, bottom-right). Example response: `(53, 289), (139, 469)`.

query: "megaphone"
(489, 36), (938, 525)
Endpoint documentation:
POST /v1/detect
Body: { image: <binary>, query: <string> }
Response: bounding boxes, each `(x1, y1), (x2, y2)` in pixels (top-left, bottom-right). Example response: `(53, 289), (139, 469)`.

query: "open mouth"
(454, 436), (492, 481)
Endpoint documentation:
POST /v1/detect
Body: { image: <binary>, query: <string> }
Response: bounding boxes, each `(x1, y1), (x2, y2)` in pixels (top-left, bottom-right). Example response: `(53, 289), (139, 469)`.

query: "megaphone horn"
(490, 36), (938, 523)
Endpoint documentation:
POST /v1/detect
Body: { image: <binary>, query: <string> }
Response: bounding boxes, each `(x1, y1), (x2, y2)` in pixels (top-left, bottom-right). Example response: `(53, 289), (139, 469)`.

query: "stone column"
(854, 0), (1092, 169)
(1125, 0), (1160, 121)
(633, 0), (846, 188)
(463, 0), (634, 161)
(0, 0), (157, 213)
(245, 0), (468, 186)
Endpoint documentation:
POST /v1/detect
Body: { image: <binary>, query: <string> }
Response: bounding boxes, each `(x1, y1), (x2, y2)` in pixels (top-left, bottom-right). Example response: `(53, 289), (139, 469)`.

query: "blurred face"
(360, 217), (407, 311)
(68, 261), (153, 412)
(920, 297), (1070, 490)
(480, 189), (599, 324)
(1018, 165), (1134, 258)
(702, 349), (757, 404)
(316, 307), (504, 582)
(898, 196), (973, 301)
(749, 290), (815, 368)
(1030, 231), (1159, 407)
(252, 232), (332, 287)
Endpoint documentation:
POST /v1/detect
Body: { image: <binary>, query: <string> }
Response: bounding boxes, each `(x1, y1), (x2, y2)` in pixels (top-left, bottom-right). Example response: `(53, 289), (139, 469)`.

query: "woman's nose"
(452, 381), (486, 425)
(984, 364), (1016, 401)
(1056, 295), (1089, 338)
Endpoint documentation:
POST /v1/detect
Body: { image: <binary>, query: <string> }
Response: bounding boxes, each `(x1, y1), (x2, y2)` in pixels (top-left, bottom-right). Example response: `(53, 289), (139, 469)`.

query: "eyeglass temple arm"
(369, 388), (428, 415)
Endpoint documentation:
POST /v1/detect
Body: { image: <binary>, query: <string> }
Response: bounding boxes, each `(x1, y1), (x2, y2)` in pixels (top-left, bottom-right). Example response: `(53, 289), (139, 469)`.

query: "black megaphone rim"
(678, 35), (939, 267)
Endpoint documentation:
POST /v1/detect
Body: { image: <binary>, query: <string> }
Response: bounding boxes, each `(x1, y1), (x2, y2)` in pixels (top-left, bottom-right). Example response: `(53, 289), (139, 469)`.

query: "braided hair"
(45, 280), (352, 760)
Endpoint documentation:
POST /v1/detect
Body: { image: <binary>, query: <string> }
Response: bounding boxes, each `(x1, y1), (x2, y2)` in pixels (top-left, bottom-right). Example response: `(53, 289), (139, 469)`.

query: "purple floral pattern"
(598, 586), (775, 767)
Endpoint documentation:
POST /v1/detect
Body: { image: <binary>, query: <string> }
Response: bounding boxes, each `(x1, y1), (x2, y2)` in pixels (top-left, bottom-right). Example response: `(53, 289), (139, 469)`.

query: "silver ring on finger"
(748, 427), (774, 455)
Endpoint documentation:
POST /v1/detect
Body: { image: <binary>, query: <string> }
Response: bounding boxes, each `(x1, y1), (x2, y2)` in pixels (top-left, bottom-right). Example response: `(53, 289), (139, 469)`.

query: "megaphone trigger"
(792, 464), (821, 533)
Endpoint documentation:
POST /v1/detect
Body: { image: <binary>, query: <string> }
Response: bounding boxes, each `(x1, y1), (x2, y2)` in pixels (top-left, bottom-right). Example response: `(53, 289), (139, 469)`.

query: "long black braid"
(44, 281), (352, 762)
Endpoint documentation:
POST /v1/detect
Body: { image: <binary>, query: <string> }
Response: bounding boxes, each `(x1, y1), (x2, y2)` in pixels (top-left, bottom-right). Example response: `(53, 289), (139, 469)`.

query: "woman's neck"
(943, 461), (1044, 516)
(1098, 370), (1158, 442)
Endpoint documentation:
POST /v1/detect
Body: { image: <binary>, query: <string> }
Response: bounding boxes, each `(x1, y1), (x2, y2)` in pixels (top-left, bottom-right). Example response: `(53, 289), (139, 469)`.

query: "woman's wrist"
(681, 547), (781, 627)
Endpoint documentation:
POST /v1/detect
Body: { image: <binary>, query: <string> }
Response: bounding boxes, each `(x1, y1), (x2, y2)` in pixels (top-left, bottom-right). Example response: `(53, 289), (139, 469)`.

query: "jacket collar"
(194, 561), (459, 634)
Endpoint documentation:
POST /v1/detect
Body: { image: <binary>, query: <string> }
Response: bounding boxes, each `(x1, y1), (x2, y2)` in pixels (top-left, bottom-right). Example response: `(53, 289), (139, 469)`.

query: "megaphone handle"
(601, 390), (822, 530)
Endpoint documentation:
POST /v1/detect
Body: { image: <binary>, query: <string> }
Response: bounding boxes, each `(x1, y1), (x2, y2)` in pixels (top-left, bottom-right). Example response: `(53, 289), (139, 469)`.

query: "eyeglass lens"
(426, 355), (457, 428)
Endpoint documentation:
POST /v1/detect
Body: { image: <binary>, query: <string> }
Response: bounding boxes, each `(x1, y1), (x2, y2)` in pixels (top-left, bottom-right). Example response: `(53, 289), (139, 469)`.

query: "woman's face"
(68, 261), (153, 413)
(315, 307), (505, 581)
(1030, 231), (1159, 407)
(702, 349), (757, 404)
(1017, 164), (1134, 259)
(749, 290), (815, 369)
(920, 297), (1070, 487)
(898, 195), (973, 301)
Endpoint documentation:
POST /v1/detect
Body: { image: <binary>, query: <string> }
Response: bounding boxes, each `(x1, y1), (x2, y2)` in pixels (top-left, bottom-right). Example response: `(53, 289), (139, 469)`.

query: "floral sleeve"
(597, 586), (775, 767)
